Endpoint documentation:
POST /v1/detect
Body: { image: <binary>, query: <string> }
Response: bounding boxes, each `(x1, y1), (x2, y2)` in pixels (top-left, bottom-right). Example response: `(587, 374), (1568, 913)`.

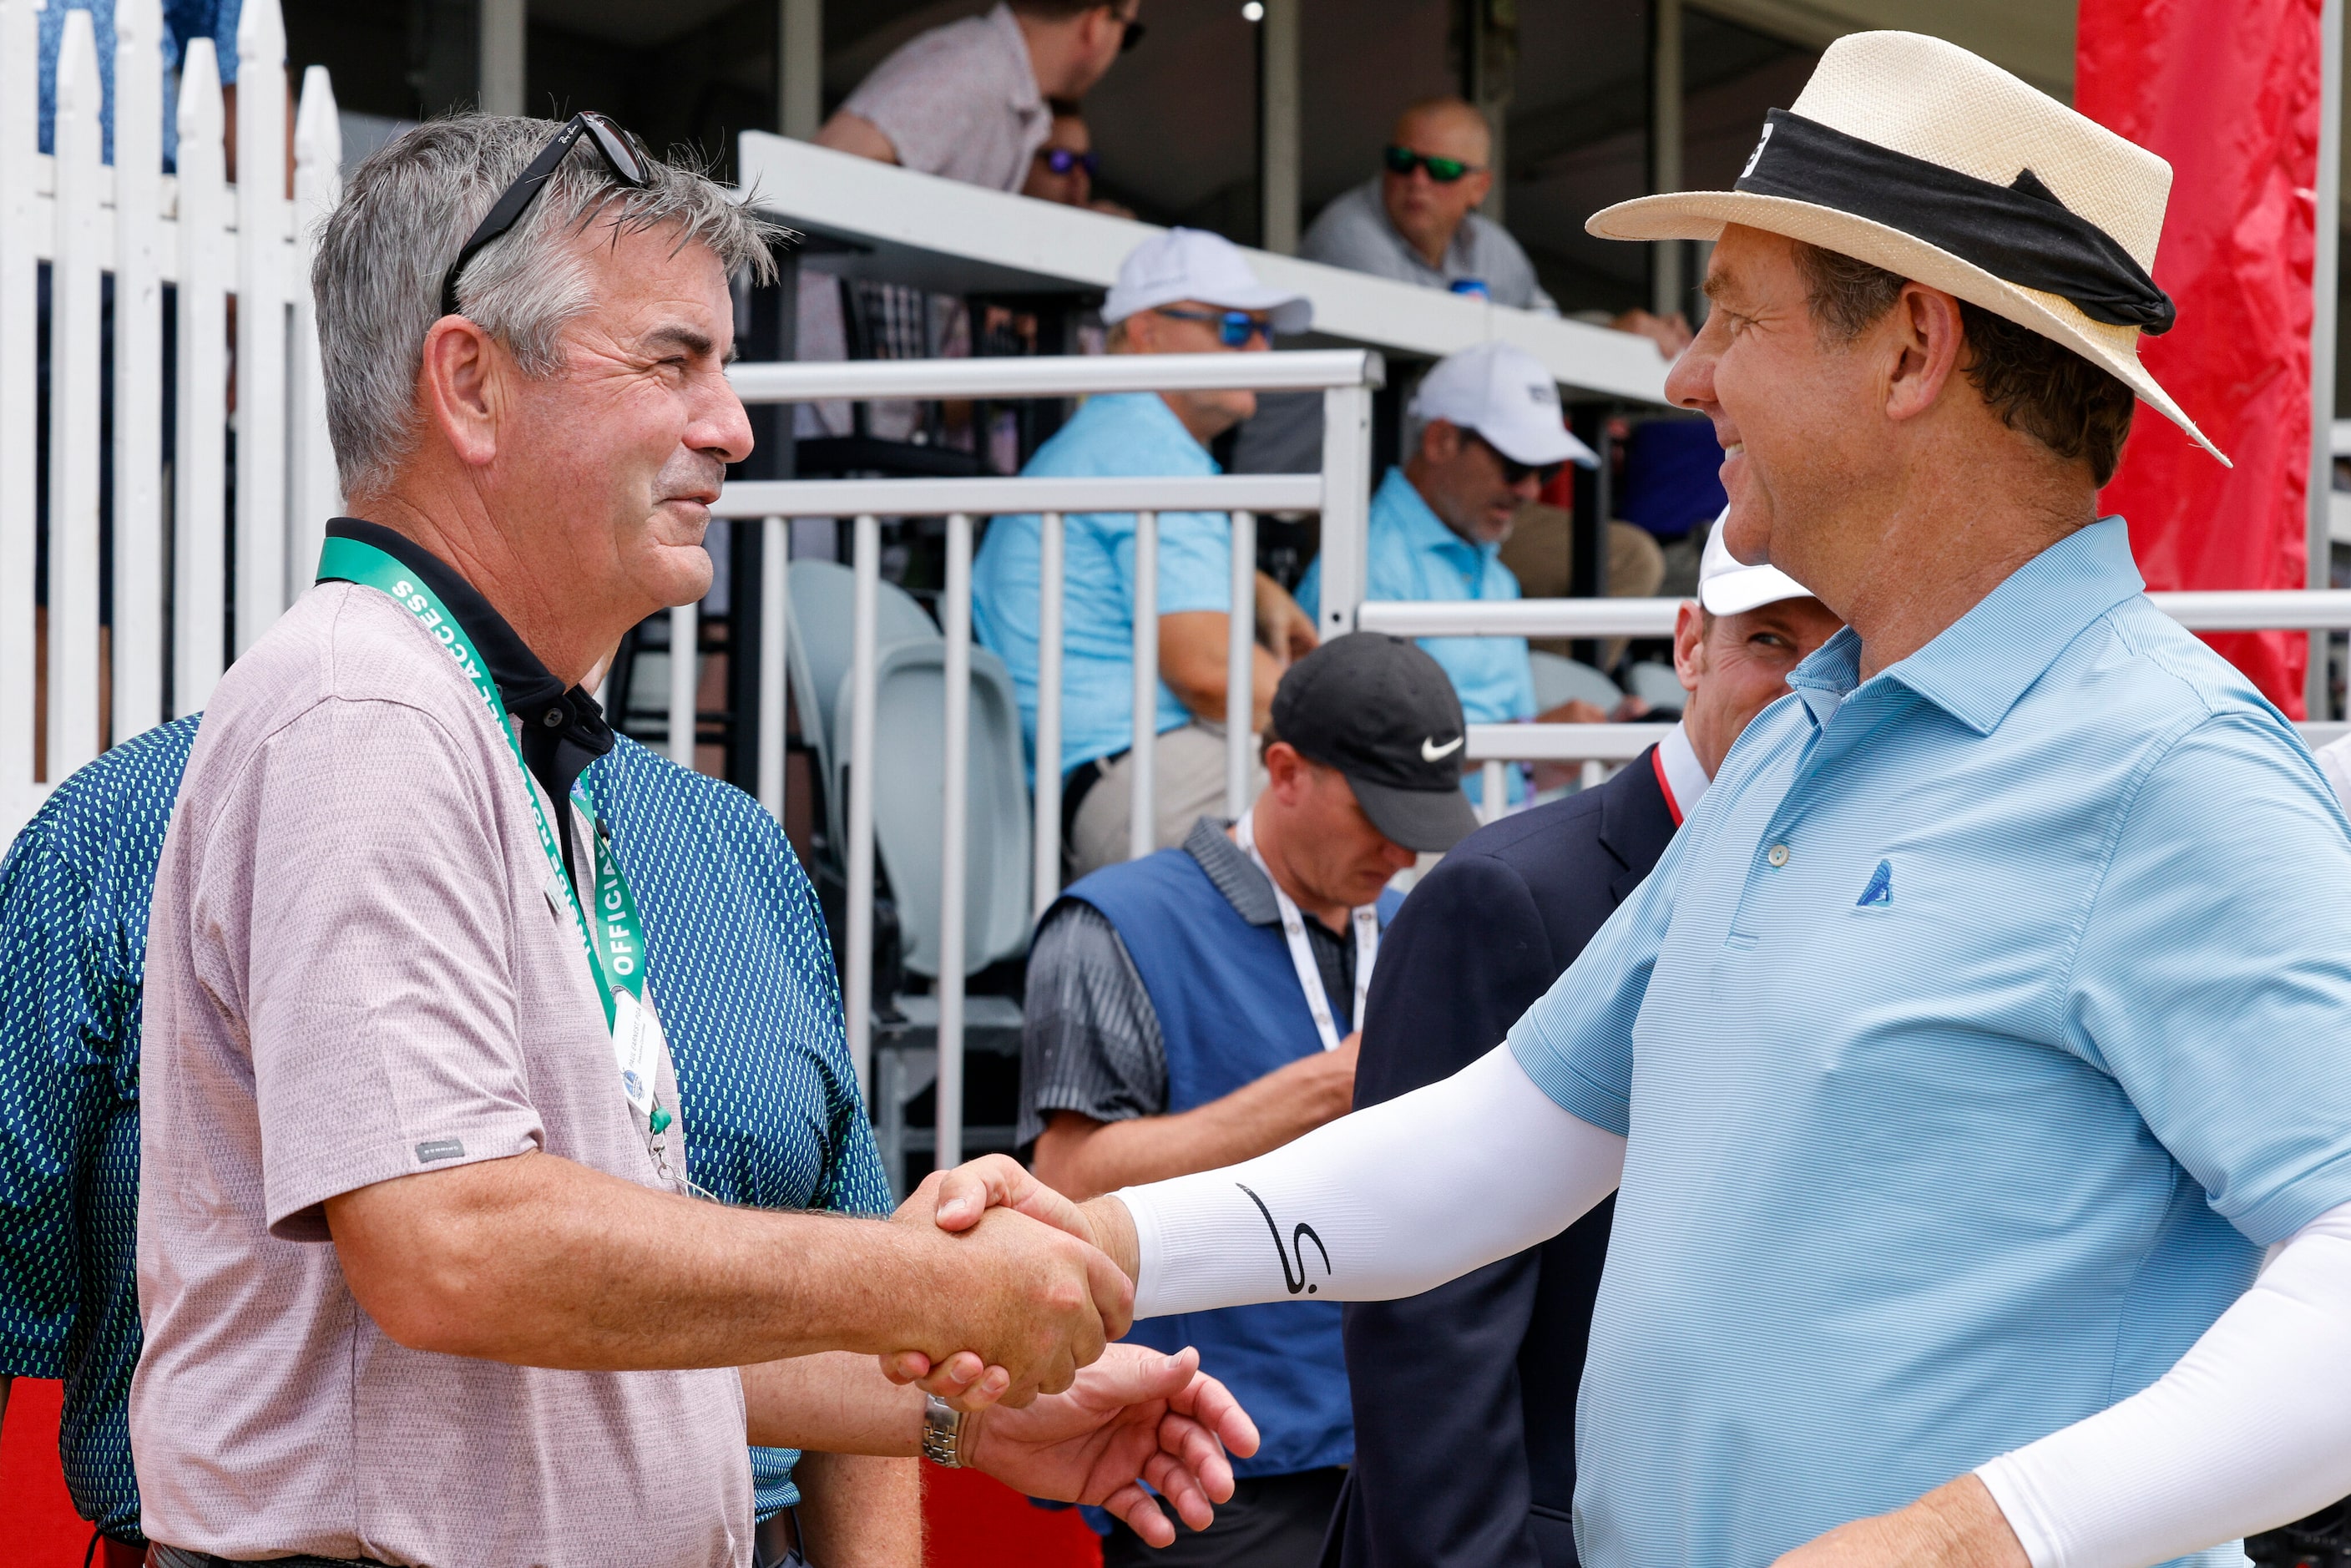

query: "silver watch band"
(922, 1393), (971, 1469)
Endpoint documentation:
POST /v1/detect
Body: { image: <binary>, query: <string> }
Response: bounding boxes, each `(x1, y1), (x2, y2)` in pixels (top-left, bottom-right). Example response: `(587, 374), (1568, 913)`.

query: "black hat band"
(1732, 109), (2177, 335)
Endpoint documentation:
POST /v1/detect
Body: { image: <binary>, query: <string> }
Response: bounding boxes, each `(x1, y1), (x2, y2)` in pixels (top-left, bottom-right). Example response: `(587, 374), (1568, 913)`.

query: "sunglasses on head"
(1469, 431), (1565, 488)
(1383, 144), (1479, 183)
(1154, 306), (1274, 347)
(441, 111), (652, 320)
(1037, 146), (1100, 176)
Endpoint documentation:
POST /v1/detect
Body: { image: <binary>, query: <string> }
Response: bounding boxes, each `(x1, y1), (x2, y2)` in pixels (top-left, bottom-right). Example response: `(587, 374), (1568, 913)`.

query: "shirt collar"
(1185, 816), (1279, 926)
(324, 518), (614, 810)
(1785, 515), (2145, 736)
(1378, 467), (1494, 566)
(1655, 720), (1710, 821)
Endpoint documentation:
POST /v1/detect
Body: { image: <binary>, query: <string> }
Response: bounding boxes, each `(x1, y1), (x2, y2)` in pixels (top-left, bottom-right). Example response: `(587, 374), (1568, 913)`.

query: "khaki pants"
(1068, 721), (1266, 882)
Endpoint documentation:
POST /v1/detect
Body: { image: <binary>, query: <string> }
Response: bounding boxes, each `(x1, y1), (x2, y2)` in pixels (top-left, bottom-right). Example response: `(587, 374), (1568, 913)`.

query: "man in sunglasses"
(820, 0), (1142, 195)
(1023, 99), (1135, 217)
(1296, 343), (1600, 806)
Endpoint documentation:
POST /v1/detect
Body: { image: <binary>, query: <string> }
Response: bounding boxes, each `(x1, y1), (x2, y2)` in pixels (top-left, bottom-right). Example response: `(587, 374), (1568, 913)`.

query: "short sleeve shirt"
(973, 392), (1239, 777)
(840, 2), (1050, 192)
(131, 584), (750, 1566)
(1297, 466), (1535, 726)
(1504, 518), (2351, 1568)
(1300, 180), (1559, 313)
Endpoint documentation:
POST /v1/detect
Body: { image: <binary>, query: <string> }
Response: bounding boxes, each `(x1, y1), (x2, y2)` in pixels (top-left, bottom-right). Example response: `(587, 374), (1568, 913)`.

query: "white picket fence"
(0, 0), (340, 841)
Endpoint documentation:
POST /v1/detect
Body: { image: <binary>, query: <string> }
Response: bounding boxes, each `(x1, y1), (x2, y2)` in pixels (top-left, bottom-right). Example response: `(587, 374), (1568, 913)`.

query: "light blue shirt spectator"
(973, 392), (1238, 779)
(1505, 515), (2351, 1568)
(1297, 465), (1535, 726)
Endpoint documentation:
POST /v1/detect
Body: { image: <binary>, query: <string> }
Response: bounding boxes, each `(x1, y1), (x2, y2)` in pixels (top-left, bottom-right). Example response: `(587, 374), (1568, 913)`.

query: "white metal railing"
(715, 350), (1383, 1169)
(0, 0), (338, 841)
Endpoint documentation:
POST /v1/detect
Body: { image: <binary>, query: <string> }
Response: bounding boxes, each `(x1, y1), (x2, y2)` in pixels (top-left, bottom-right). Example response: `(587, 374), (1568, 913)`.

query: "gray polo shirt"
(132, 582), (749, 1566)
(840, 2), (1051, 193)
(1017, 817), (1358, 1150)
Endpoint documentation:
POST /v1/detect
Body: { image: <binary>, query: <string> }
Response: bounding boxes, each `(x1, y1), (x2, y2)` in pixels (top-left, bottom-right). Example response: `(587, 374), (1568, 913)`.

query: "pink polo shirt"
(132, 581), (751, 1566)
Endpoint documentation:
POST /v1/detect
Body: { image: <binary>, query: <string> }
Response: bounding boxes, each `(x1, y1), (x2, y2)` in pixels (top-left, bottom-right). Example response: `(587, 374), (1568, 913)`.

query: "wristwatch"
(922, 1393), (971, 1469)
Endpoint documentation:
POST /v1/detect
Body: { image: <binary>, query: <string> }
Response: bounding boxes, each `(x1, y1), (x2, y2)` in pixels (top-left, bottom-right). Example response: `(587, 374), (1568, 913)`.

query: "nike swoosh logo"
(1422, 736), (1464, 761)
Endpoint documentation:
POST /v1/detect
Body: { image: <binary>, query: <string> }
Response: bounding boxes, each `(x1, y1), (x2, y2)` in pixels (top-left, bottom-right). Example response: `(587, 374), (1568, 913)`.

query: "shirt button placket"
(1767, 842), (1791, 867)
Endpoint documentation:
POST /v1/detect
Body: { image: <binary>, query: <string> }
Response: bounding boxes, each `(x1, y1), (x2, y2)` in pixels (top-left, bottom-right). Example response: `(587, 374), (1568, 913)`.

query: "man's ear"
(1462, 168), (1495, 209)
(1884, 281), (1966, 426)
(417, 315), (505, 469)
(1422, 418), (1462, 465)
(1671, 600), (1706, 693)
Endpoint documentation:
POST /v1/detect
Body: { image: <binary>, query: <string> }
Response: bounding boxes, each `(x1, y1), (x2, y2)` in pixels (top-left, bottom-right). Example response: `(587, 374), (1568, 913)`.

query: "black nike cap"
(1270, 632), (1481, 854)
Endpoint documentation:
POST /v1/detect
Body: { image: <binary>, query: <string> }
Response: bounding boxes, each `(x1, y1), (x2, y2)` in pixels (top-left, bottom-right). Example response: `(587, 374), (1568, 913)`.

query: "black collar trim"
(1733, 109), (2176, 335)
(322, 518), (614, 821)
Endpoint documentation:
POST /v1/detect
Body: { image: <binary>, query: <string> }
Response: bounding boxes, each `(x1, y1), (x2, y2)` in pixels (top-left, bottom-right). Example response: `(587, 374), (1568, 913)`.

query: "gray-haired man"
(131, 114), (1253, 1568)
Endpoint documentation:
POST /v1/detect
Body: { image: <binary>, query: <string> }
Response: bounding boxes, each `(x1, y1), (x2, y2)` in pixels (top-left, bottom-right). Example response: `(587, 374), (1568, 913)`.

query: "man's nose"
(698, 382), (756, 467)
(1663, 331), (1717, 412)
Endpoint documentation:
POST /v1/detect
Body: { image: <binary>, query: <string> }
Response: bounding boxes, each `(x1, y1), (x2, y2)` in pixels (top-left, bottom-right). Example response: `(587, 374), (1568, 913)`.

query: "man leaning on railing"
(973, 228), (1320, 881)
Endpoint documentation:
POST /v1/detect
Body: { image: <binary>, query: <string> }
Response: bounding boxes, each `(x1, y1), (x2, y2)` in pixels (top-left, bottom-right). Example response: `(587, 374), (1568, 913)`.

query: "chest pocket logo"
(1238, 1182), (1332, 1295)
(1857, 858), (1893, 908)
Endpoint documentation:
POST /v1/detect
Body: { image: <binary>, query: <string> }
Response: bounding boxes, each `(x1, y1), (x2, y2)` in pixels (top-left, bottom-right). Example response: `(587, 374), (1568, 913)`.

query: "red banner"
(2077, 0), (2321, 716)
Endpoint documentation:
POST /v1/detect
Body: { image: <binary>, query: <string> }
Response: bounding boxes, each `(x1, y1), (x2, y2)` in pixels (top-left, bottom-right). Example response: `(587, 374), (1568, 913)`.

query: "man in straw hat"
(908, 30), (2351, 1568)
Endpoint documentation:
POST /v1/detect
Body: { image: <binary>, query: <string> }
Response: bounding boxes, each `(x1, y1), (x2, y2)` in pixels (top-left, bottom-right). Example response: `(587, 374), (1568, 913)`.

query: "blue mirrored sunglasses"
(1152, 306), (1274, 347)
(1038, 146), (1100, 176)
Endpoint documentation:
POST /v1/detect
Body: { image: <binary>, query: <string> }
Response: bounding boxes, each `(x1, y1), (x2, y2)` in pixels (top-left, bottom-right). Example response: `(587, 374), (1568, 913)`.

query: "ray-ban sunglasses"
(1383, 144), (1481, 183)
(441, 110), (652, 320)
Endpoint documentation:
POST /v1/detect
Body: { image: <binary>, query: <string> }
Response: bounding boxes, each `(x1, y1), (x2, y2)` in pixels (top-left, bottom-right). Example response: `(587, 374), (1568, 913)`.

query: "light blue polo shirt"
(1507, 517), (2351, 1568)
(1297, 467), (1536, 725)
(973, 392), (1237, 779)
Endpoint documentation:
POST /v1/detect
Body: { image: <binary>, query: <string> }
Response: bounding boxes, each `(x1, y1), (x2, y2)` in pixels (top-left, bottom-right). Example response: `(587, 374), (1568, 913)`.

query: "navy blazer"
(1328, 750), (1681, 1568)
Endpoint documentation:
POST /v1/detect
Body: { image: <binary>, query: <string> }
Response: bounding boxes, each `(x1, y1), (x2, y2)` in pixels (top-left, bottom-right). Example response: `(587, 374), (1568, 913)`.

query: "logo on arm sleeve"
(416, 1139), (467, 1164)
(1237, 1183), (1332, 1295)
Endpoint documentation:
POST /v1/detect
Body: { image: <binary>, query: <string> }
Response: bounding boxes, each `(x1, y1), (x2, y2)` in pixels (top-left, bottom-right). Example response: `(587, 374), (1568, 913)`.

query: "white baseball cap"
(1408, 341), (1598, 468)
(1698, 510), (1816, 615)
(1102, 228), (1313, 334)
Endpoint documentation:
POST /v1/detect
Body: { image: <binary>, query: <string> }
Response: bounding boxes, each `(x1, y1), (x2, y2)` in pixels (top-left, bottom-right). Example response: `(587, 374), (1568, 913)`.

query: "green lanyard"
(317, 535), (674, 1141)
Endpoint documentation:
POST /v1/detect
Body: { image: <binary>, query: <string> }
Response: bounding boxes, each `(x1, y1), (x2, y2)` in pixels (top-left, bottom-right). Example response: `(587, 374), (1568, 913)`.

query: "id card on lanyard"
(1234, 808), (1379, 1051)
(317, 535), (685, 1185)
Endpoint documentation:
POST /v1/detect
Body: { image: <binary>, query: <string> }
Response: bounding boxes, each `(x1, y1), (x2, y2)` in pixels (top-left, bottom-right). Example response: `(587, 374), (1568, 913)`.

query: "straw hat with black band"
(1589, 29), (2227, 467)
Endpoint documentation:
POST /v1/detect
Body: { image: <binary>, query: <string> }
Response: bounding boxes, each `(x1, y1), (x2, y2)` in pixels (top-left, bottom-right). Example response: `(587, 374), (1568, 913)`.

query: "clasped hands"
(880, 1156), (1236, 1545)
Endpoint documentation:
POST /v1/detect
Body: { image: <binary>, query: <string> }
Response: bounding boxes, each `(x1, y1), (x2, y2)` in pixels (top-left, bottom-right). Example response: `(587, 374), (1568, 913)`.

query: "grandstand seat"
(786, 556), (943, 797)
(828, 640), (1034, 979)
(1529, 649), (1625, 713)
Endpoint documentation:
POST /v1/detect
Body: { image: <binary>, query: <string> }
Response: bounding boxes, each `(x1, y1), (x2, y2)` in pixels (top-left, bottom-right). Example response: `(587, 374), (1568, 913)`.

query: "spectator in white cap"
(975, 228), (1319, 879)
(1297, 341), (1600, 802)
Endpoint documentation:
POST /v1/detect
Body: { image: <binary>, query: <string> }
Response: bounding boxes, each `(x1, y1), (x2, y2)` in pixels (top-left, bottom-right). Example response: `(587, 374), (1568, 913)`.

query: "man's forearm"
(795, 1451), (923, 1568)
(742, 1352), (926, 1453)
(1035, 1060), (1349, 1201)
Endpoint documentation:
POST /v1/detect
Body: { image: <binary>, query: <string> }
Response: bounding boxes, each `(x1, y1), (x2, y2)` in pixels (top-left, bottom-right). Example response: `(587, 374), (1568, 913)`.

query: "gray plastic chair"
(786, 558), (942, 792)
(1624, 660), (1687, 711)
(830, 640), (1034, 977)
(1529, 650), (1625, 713)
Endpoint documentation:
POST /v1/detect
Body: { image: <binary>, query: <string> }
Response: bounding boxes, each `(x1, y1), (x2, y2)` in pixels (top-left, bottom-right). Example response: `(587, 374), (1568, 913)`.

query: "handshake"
(876, 1156), (1240, 1546)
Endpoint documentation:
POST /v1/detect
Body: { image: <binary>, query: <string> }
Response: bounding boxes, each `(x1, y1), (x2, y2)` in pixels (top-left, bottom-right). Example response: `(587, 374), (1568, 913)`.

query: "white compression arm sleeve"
(1976, 1199), (2351, 1568)
(1117, 1044), (1626, 1318)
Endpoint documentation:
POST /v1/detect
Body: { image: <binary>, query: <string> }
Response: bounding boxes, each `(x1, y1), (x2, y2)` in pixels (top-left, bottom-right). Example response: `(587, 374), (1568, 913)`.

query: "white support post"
(779, 0), (822, 141)
(114, 0), (167, 743)
(235, 0), (289, 651)
(2311, 0), (2343, 721)
(668, 601), (699, 768)
(1481, 760), (1507, 825)
(937, 512), (973, 1171)
(759, 515), (789, 822)
(49, 12), (104, 780)
(1315, 385), (1373, 640)
(174, 42), (230, 714)
(1226, 510), (1256, 818)
(1129, 510), (1159, 862)
(844, 513), (882, 1094)
(1033, 512), (1066, 918)
(290, 67), (343, 584)
(1650, 0), (1685, 321)
(482, 0), (527, 118)
(0, 0), (33, 822)
(1259, 0), (1301, 255)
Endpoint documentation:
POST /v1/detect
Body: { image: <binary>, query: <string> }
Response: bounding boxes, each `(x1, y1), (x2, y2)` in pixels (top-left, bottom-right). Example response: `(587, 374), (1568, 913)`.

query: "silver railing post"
(759, 514), (788, 823)
(668, 600), (698, 768)
(845, 513), (882, 1094)
(1129, 509), (1159, 862)
(1314, 383), (1375, 641)
(1226, 510), (1256, 819)
(1034, 511), (1065, 919)
(938, 511), (973, 1171)
(1481, 760), (1507, 825)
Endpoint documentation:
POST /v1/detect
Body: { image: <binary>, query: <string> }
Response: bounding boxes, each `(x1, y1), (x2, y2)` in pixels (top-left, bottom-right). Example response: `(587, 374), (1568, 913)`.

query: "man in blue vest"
(1018, 634), (1479, 1567)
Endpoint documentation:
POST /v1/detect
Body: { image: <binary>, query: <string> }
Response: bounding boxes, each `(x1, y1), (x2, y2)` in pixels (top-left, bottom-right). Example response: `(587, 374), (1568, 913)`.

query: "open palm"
(967, 1343), (1260, 1548)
